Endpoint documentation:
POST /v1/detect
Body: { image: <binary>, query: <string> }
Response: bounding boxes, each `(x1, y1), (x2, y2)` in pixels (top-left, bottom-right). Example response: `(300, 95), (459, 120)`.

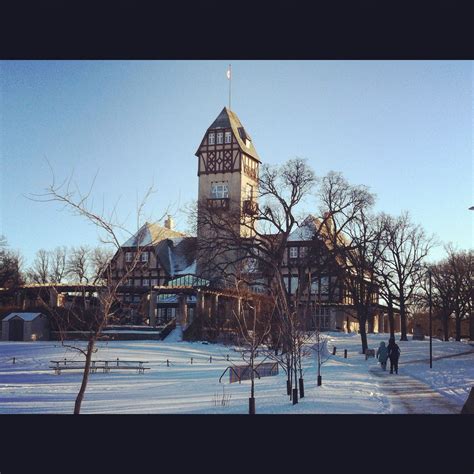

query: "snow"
(0, 332), (472, 414)
(164, 326), (183, 342)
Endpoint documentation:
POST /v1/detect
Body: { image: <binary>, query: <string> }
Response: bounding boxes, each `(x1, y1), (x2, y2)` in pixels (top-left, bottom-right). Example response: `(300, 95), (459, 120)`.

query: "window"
(245, 183), (253, 200)
(151, 278), (158, 286)
(126, 278), (133, 286)
(134, 279), (141, 286)
(225, 131), (232, 143)
(140, 252), (149, 262)
(289, 247), (298, 259)
(290, 276), (299, 294)
(321, 276), (329, 294)
(143, 278), (150, 287)
(211, 181), (229, 199)
(217, 132), (223, 144)
(208, 133), (215, 145)
(125, 252), (132, 263)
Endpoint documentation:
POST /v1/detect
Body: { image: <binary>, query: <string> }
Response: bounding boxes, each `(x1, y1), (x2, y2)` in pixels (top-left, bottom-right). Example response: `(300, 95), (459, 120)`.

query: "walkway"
(370, 368), (461, 414)
(368, 350), (474, 414)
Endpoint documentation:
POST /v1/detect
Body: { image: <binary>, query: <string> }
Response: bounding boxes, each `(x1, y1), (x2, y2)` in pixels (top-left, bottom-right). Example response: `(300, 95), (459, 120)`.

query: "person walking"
(376, 341), (388, 371)
(387, 337), (401, 374)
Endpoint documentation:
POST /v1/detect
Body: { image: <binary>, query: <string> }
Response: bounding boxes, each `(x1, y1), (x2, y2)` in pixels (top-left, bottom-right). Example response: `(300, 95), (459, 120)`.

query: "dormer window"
(217, 132), (224, 144)
(225, 131), (232, 143)
(289, 247), (298, 259)
(208, 133), (215, 145)
(245, 139), (251, 148)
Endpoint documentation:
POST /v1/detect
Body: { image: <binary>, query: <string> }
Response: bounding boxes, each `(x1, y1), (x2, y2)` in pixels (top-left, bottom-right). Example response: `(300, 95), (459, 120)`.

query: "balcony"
(243, 199), (258, 216)
(207, 198), (230, 210)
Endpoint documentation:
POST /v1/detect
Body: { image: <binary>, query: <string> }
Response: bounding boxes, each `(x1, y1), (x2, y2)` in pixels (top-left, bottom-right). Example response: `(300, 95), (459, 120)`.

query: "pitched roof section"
(121, 222), (186, 248)
(197, 107), (260, 163)
(156, 237), (197, 278)
(4, 312), (45, 322)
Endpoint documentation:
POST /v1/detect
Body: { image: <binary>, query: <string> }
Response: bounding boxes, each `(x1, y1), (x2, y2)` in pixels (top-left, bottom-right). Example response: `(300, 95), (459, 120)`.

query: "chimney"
(323, 211), (334, 234)
(164, 215), (174, 230)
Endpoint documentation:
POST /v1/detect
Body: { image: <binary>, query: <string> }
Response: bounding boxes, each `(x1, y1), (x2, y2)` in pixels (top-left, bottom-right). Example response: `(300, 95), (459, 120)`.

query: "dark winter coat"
(387, 341), (401, 361)
(376, 341), (388, 363)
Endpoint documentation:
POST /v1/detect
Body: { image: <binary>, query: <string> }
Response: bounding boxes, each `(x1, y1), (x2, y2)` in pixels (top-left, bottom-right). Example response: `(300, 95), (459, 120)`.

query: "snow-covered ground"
(0, 332), (472, 414)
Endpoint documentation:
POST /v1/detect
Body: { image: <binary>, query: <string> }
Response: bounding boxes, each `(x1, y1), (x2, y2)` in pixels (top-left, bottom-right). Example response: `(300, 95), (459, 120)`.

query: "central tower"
(195, 107), (261, 281)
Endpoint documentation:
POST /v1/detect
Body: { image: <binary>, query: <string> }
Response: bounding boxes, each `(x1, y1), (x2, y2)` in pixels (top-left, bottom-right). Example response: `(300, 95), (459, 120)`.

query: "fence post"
(117, 358), (119, 367)
(332, 347), (337, 355)
(344, 349), (347, 359)
(226, 354), (229, 361)
(64, 358), (67, 365)
(209, 356), (212, 363)
(191, 357), (193, 364)
(167, 359), (170, 367)
(12, 357), (15, 364)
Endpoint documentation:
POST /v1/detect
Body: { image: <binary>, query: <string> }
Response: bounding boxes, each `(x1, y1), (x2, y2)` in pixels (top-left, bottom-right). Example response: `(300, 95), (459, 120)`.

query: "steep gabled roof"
(121, 222), (186, 248)
(156, 237), (197, 278)
(196, 107), (260, 162)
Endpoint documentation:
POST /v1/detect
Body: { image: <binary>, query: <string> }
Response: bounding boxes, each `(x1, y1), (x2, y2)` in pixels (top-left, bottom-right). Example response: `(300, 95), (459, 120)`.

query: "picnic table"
(50, 359), (150, 375)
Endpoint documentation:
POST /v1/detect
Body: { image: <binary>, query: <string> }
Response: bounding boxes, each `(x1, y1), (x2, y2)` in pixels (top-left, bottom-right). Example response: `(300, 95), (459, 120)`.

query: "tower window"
(217, 132), (223, 144)
(225, 131), (232, 143)
(245, 183), (254, 200)
(208, 133), (215, 145)
(211, 181), (229, 199)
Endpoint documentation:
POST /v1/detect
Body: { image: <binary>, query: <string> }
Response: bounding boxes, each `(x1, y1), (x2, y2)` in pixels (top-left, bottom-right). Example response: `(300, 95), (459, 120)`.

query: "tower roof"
(198, 107), (260, 162)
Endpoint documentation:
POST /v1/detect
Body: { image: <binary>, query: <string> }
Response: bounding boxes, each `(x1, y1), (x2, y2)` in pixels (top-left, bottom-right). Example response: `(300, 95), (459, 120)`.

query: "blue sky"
(0, 60), (472, 267)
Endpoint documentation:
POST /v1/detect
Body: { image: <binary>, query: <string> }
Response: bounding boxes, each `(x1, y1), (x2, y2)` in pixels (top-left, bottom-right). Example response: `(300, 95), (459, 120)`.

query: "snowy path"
(370, 368), (461, 414)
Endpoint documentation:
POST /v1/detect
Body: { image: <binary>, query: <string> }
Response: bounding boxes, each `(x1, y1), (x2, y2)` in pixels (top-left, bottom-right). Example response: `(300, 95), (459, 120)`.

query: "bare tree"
(49, 246), (68, 283)
(194, 158), (317, 404)
(443, 246), (472, 341)
(27, 248), (51, 284)
(0, 236), (24, 288)
(317, 172), (385, 354)
(231, 278), (273, 414)
(378, 212), (435, 341)
(67, 246), (92, 284)
(30, 168), (164, 414)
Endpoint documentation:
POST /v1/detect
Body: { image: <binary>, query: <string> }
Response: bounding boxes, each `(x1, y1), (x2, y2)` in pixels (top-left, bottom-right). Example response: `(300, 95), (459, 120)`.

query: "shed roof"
(3, 312), (45, 322)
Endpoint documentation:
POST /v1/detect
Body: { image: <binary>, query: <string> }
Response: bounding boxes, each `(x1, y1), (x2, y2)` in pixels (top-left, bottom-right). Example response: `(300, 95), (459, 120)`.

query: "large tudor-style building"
(106, 106), (398, 336)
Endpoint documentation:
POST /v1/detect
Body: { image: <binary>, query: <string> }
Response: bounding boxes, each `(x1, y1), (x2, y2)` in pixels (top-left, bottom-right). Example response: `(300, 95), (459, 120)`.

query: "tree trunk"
(470, 311), (474, 341)
(455, 313), (461, 341)
(359, 309), (368, 354)
(399, 299), (408, 341)
(74, 337), (95, 414)
(442, 312), (449, 341)
(367, 312), (375, 334)
(387, 300), (395, 340)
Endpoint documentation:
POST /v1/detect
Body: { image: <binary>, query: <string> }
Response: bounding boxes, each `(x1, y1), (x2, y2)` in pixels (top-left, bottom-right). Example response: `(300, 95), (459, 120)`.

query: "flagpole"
(228, 64), (232, 110)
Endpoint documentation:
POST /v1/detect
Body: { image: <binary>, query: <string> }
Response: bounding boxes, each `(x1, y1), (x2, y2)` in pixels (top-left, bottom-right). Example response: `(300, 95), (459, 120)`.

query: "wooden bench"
(50, 359), (150, 375)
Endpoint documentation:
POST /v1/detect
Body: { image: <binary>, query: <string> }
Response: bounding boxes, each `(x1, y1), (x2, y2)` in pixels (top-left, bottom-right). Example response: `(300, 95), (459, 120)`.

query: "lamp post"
(428, 266), (432, 369)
